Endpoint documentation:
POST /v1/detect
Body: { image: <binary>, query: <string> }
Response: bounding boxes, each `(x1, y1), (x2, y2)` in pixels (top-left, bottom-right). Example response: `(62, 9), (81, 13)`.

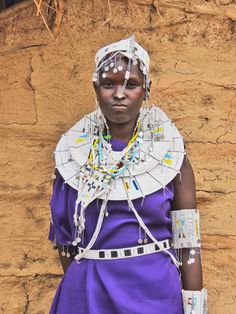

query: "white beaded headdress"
(92, 35), (150, 96)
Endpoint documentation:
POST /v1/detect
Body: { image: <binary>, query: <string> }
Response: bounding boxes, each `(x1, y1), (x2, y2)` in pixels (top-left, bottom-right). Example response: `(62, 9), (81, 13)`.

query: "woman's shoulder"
(51, 169), (77, 205)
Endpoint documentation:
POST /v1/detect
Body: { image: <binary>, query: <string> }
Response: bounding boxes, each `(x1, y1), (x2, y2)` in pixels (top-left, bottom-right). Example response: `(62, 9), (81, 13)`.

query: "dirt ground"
(0, 0), (235, 313)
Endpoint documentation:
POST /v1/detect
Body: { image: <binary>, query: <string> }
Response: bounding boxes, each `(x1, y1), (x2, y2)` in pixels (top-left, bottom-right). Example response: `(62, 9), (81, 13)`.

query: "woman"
(49, 35), (207, 313)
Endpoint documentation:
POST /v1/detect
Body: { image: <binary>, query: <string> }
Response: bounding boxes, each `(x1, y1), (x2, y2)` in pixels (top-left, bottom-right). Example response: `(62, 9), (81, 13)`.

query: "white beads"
(76, 237), (81, 243)
(187, 258), (195, 265)
(137, 138), (143, 143)
(51, 174), (56, 180)
(125, 71), (130, 80)
(92, 72), (98, 82)
(187, 248), (197, 264)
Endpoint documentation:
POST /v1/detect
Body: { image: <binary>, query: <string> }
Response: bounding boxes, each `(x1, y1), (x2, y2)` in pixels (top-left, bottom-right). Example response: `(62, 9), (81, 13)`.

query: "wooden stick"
(41, 1), (57, 12)
(53, 0), (64, 35)
(35, 0), (42, 16)
(33, 0), (55, 39)
(99, 0), (112, 31)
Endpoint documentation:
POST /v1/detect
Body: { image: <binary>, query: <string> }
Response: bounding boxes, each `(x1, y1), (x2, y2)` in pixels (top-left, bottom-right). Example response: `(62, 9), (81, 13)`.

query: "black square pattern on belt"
(111, 251), (118, 258)
(124, 249), (132, 256)
(155, 244), (160, 251)
(99, 251), (105, 258)
(163, 242), (167, 249)
(137, 247), (144, 254)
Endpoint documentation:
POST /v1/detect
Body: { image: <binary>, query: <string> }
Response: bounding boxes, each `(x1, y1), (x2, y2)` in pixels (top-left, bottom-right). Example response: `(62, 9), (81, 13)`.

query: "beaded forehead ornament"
(92, 35), (150, 97)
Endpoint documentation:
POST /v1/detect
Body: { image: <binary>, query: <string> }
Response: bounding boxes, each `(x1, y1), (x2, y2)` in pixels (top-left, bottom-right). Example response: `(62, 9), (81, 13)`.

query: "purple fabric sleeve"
(48, 173), (77, 246)
(48, 222), (55, 242)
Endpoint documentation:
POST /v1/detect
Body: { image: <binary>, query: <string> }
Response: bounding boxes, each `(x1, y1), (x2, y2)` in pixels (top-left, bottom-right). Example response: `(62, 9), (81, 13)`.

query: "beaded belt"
(76, 239), (171, 260)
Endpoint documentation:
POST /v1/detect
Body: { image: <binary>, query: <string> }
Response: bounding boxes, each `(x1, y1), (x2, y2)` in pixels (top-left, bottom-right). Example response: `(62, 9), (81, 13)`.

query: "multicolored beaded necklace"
(88, 118), (142, 178)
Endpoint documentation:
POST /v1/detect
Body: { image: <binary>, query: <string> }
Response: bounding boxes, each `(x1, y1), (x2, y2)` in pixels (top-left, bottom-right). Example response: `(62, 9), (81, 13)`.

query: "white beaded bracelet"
(182, 288), (208, 314)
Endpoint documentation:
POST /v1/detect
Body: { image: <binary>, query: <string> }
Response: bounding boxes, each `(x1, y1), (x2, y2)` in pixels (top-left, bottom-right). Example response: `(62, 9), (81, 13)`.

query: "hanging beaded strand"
(138, 225), (143, 244)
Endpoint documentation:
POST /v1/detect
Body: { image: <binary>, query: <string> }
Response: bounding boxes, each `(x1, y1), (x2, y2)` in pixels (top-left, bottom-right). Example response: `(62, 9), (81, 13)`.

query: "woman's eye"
(126, 82), (138, 89)
(103, 82), (113, 88)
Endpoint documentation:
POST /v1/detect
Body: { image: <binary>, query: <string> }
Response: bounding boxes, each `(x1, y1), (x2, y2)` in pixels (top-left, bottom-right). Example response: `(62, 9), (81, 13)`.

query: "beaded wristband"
(182, 288), (208, 314)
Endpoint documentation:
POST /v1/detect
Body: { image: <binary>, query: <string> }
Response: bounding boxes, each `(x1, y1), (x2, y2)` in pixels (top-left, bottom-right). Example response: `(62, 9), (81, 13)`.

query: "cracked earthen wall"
(0, 0), (235, 313)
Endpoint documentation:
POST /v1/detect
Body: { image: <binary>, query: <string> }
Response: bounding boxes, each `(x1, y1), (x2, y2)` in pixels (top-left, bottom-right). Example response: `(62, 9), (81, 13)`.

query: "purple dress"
(48, 139), (183, 314)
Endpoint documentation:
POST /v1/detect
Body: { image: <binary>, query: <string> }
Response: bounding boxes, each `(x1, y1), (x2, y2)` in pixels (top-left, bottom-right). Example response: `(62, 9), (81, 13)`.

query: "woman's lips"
(111, 103), (127, 108)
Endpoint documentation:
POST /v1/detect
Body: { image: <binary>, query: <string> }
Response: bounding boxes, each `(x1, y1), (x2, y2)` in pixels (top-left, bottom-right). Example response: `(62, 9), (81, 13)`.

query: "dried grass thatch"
(33, 0), (64, 39)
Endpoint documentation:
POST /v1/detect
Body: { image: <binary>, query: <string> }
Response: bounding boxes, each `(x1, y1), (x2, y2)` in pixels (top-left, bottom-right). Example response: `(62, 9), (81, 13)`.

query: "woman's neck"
(107, 120), (137, 143)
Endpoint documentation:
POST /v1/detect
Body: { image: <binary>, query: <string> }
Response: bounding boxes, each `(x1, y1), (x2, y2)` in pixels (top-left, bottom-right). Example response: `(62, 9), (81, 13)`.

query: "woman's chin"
(106, 116), (131, 126)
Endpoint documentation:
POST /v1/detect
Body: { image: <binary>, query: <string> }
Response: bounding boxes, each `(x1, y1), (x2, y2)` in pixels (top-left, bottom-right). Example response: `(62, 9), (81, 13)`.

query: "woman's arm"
(51, 170), (76, 274)
(172, 157), (203, 290)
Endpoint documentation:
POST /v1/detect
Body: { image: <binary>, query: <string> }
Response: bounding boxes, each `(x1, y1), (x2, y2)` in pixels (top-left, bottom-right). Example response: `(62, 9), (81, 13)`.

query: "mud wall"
(0, 0), (235, 313)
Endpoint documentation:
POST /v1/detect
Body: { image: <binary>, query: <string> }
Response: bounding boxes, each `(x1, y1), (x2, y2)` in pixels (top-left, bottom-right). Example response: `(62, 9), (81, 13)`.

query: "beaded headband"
(92, 35), (150, 96)
(95, 35), (149, 72)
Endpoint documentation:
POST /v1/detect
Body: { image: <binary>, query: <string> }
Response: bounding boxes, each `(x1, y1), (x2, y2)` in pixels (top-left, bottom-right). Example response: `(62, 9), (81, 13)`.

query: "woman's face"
(95, 57), (145, 127)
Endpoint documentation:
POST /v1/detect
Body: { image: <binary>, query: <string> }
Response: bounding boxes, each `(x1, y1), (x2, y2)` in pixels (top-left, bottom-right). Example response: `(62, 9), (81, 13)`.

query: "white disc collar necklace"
(55, 105), (185, 202)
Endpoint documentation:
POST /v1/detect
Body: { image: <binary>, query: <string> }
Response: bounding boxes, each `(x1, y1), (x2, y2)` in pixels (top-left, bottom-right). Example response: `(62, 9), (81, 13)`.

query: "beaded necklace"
(88, 118), (142, 178)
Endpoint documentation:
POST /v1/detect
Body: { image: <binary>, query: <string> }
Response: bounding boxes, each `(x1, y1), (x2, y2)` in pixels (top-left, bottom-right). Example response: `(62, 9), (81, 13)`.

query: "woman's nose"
(113, 85), (125, 100)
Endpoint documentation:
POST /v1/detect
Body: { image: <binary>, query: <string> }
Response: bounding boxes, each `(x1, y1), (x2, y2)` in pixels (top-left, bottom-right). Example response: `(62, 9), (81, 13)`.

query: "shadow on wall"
(0, 0), (25, 11)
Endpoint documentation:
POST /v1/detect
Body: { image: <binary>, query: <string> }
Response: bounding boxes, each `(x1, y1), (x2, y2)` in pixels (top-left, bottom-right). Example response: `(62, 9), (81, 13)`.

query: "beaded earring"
(94, 98), (111, 142)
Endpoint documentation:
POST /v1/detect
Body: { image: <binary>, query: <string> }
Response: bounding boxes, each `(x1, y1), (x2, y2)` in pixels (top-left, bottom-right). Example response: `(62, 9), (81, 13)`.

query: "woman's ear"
(93, 81), (101, 97)
(147, 80), (152, 94)
(93, 82), (98, 92)
(144, 80), (152, 100)
(149, 80), (152, 90)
